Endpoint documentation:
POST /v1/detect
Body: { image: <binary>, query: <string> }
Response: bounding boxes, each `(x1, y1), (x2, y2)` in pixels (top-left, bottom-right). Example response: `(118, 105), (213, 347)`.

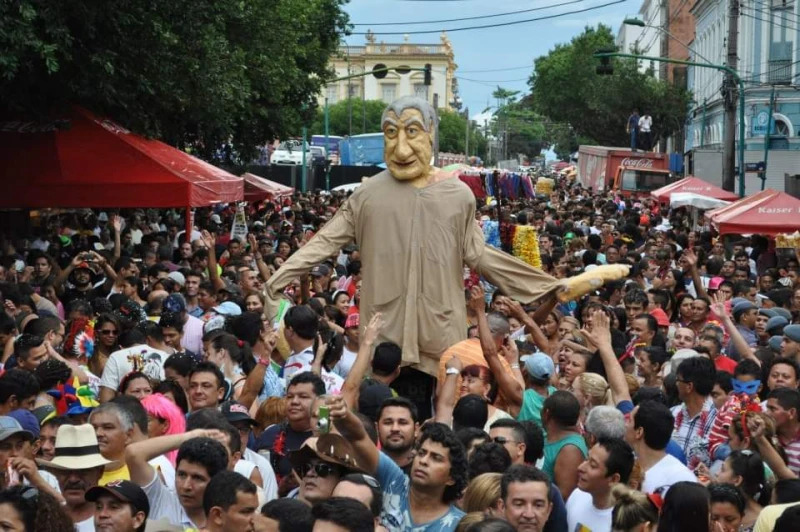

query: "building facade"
(684, 0), (800, 190)
(319, 31), (458, 111)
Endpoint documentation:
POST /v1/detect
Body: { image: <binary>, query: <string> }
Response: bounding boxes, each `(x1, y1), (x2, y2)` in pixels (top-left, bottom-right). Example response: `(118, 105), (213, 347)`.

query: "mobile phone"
(317, 405), (331, 434)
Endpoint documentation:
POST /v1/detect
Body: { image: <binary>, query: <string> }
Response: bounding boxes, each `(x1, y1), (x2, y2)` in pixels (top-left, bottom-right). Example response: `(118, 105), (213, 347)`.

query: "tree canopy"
(437, 109), (487, 157)
(0, 0), (349, 162)
(529, 24), (691, 155)
(309, 98), (386, 136)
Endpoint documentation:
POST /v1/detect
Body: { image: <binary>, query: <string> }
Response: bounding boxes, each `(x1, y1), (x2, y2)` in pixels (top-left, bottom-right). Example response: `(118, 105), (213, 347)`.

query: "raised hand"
(710, 291), (727, 318)
(498, 296), (526, 320)
(200, 230), (216, 250)
(468, 285), (486, 314)
(445, 355), (463, 373)
(362, 313), (385, 346)
(581, 309), (612, 349)
(111, 214), (122, 234)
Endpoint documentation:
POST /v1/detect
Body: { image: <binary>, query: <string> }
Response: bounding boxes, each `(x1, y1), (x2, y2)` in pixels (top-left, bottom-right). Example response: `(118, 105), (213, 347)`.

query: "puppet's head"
(381, 96), (436, 182)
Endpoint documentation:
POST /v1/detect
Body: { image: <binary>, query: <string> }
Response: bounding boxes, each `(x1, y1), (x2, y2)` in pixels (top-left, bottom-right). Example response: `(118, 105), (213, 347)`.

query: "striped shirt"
(778, 432), (800, 476)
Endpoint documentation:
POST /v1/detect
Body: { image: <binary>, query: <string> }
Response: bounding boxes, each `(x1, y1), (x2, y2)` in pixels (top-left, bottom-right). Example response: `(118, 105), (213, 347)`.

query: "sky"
(343, 0), (640, 118)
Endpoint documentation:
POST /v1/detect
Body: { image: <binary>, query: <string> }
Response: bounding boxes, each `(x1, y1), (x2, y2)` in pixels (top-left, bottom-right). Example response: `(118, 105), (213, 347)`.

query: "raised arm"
(472, 286), (524, 417)
(682, 249), (710, 300)
(500, 296), (550, 354)
(248, 233), (272, 284)
(125, 429), (218, 486)
(328, 394), (379, 475)
(112, 215), (122, 261)
(582, 310), (631, 406)
(748, 416), (797, 479)
(710, 292), (758, 366)
(434, 355), (462, 426)
(200, 230), (225, 292)
(342, 313), (384, 411)
(238, 329), (279, 409)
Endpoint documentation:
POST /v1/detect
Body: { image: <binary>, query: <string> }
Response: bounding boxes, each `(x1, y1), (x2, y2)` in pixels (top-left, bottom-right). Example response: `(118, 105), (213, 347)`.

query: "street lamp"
(623, 18), (714, 65)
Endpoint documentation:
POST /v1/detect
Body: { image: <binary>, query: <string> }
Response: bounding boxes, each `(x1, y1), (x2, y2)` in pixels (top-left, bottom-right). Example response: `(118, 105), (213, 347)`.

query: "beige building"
(320, 31), (459, 111)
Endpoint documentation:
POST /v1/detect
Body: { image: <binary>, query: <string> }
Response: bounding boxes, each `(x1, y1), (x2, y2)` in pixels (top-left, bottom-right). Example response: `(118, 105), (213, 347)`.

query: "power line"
(739, 8), (799, 32)
(458, 65), (533, 73)
(349, 0), (627, 35)
(459, 76), (531, 83)
(352, 0), (587, 26)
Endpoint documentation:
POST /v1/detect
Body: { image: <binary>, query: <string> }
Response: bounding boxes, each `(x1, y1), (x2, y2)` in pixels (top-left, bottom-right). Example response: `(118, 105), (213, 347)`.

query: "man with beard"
(55, 252), (108, 307)
(376, 397), (419, 474)
(37, 424), (112, 531)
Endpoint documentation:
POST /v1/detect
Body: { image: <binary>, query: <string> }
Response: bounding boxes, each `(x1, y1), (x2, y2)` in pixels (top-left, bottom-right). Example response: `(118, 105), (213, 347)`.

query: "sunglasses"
(99, 329), (119, 336)
(493, 436), (520, 445)
(295, 462), (341, 478)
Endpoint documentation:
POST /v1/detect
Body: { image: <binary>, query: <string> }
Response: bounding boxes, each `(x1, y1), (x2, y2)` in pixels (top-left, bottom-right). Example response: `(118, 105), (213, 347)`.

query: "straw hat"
(289, 433), (364, 473)
(36, 424), (111, 470)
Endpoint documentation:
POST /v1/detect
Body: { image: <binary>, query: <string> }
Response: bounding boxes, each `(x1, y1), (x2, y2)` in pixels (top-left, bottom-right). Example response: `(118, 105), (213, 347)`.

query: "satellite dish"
(372, 63), (388, 79)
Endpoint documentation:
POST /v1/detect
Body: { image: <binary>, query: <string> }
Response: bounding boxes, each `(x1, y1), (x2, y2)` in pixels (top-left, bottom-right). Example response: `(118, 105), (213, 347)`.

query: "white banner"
(230, 204), (248, 242)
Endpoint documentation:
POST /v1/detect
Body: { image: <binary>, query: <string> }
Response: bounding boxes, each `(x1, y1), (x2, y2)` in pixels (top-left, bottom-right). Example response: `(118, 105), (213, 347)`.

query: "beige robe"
(265, 171), (562, 376)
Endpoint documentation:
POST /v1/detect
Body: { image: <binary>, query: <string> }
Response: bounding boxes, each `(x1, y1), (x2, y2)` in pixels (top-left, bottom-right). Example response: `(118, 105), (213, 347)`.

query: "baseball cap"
(8, 409), (40, 439)
(163, 294), (186, 314)
(521, 352), (555, 380)
(212, 301), (242, 317)
(86, 480), (150, 518)
(772, 308), (792, 321)
(0, 416), (35, 442)
(649, 308), (670, 327)
(210, 214), (222, 224)
(785, 324), (800, 343)
(310, 264), (330, 278)
(732, 300), (757, 319)
(758, 308), (778, 318)
(708, 277), (725, 291)
(220, 401), (256, 426)
(358, 382), (395, 423)
(219, 282), (243, 297)
(32, 405), (56, 426)
(768, 335), (784, 353)
(765, 316), (789, 335)
(167, 271), (186, 287)
(345, 313), (360, 329)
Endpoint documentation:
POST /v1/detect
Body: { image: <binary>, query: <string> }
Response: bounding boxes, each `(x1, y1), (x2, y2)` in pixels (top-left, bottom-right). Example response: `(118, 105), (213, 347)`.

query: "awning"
(709, 189), (800, 235)
(669, 192), (731, 210)
(651, 176), (740, 203)
(704, 189), (776, 222)
(0, 107), (243, 208)
(242, 173), (294, 202)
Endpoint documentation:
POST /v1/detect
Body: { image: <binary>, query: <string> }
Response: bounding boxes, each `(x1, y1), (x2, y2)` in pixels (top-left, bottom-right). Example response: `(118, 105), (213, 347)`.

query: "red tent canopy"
(242, 173), (294, 202)
(0, 107), (243, 208)
(704, 188), (775, 222)
(651, 176), (740, 203)
(709, 189), (800, 235)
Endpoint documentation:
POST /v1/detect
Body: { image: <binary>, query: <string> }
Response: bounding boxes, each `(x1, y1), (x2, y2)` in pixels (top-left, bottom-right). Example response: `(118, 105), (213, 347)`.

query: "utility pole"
(722, 0), (740, 192)
(659, 0), (669, 81)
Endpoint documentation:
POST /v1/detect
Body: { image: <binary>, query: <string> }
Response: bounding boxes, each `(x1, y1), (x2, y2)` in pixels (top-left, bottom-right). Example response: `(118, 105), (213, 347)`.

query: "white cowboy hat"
(36, 424), (111, 470)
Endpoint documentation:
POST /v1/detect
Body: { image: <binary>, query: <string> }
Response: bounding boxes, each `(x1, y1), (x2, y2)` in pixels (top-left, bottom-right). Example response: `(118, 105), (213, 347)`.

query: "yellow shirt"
(99, 464), (130, 486)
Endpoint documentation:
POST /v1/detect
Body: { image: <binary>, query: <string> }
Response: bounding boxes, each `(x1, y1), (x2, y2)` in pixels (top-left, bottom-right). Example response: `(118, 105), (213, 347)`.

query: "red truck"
(576, 146), (670, 196)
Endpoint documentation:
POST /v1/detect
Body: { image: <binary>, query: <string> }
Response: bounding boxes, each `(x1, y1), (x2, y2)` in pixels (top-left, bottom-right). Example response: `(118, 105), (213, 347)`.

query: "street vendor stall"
(651, 176), (739, 203)
(708, 189), (800, 235)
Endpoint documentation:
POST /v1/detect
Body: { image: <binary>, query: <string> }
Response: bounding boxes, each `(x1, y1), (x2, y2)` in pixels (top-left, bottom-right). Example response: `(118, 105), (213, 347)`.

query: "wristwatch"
(446, 367), (460, 376)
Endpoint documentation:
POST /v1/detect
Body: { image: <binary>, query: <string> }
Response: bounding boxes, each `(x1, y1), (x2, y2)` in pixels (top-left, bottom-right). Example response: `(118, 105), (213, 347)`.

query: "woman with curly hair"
(0, 485), (74, 532)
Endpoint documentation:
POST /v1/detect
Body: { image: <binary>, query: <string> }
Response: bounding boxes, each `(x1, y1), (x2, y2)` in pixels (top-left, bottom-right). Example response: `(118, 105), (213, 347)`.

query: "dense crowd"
(1, 177), (800, 532)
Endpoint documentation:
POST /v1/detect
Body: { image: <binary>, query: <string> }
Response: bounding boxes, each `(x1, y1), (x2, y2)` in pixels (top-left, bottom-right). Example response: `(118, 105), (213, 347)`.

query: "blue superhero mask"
(731, 378), (760, 396)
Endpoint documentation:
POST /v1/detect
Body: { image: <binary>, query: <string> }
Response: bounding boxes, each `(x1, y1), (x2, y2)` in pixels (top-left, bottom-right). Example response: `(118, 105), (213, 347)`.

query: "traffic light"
(595, 48), (615, 75)
(424, 64), (432, 86)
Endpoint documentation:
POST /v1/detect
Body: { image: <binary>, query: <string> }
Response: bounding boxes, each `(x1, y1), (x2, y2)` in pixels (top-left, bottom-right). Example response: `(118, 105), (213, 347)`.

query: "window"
(326, 85), (338, 104)
(381, 84), (396, 102)
(768, 3), (794, 84)
(413, 83), (427, 99)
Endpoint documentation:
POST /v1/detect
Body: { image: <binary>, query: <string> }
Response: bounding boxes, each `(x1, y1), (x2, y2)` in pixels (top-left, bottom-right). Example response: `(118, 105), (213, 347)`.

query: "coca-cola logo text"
(620, 157), (654, 169)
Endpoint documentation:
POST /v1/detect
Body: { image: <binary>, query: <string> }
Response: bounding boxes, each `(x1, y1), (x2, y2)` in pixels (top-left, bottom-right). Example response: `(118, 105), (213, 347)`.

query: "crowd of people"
(1, 176), (800, 532)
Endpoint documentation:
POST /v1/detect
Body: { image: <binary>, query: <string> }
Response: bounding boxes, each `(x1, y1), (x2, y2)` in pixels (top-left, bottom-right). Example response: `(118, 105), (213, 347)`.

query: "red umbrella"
(0, 107), (243, 209)
(651, 176), (739, 203)
(710, 190), (800, 235)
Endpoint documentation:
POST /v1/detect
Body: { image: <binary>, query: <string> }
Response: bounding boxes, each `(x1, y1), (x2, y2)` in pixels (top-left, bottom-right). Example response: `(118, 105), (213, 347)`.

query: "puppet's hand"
(557, 264), (630, 303)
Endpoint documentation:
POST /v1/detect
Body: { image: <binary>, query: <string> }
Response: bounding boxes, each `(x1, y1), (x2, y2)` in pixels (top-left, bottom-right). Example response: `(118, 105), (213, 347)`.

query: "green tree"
(310, 98), (386, 137)
(529, 24), (691, 150)
(0, 0), (349, 162)
(434, 109), (487, 157)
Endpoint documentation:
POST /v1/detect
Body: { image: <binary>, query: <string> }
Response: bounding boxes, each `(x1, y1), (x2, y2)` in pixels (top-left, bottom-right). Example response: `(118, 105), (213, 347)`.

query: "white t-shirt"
(639, 115), (653, 132)
(99, 345), (169, 392)
(283, 347), (315, 381)
(150, 455), (175, 491)
(566, 489), (612, 532)
(333, 346), (358, 378)
(245, 448), (278, 502)
(641, 454), (698, 495)
(142, 469), (198, 528)
(75, 517), (95, 532)
(181, 314), (205, 356)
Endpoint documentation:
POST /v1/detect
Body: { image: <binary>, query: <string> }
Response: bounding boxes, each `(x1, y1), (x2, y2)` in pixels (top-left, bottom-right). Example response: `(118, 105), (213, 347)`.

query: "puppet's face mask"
(382, 108), (433, 181)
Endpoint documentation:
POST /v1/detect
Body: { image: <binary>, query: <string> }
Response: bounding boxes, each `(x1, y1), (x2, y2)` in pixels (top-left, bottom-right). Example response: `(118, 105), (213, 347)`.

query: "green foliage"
(434, 109), (487, 157)
(529, 24), (691, 153)
(310, 98), (386, 136)
(0, 0), (350, 162)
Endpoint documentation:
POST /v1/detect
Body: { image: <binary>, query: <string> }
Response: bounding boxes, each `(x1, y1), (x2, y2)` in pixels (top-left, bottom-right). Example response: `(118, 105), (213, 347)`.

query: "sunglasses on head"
(295, 462), (341, 478)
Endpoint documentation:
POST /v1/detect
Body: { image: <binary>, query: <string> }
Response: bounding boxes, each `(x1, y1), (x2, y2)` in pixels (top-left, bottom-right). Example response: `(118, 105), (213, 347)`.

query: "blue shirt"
(376, 452), (465, 531)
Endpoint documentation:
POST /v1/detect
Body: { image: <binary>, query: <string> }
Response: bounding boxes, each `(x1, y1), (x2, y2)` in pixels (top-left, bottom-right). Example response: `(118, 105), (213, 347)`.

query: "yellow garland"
(512, 225), (542, 268)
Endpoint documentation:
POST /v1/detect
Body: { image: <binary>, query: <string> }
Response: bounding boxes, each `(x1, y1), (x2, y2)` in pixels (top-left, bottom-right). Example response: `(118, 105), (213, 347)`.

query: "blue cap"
(7, 409), (39, 439)
(212, 301), (242, 317)
(768, 336), (784, 353)
(732, 300), (757, 318)
(772, 308), (792, 321)
(765, 316), (789, 335)
(758, 308), (778, 318)
(0, 416), (34, 442)
(522, 352), (555, 380)
(731, 297), (748, 307)
(785, 324), (800, 343)
(163, 293), (186, 314)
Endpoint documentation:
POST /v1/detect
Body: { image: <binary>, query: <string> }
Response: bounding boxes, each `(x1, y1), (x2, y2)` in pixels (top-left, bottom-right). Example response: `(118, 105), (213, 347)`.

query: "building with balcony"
(684, 0), (800, 191)
(319, 31), (459, 112)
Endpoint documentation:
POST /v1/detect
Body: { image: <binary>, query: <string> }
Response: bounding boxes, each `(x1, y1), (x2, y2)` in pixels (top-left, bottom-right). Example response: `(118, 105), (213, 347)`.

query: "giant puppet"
(266, 96), (628, 375)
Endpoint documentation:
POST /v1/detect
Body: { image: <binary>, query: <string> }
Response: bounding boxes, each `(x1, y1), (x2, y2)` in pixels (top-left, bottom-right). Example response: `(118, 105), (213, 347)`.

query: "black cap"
(86, 480), (150, 517)
(220, 400), (256, 425)
(358, 381), (395, 423)
(310, 264), (331, 278)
